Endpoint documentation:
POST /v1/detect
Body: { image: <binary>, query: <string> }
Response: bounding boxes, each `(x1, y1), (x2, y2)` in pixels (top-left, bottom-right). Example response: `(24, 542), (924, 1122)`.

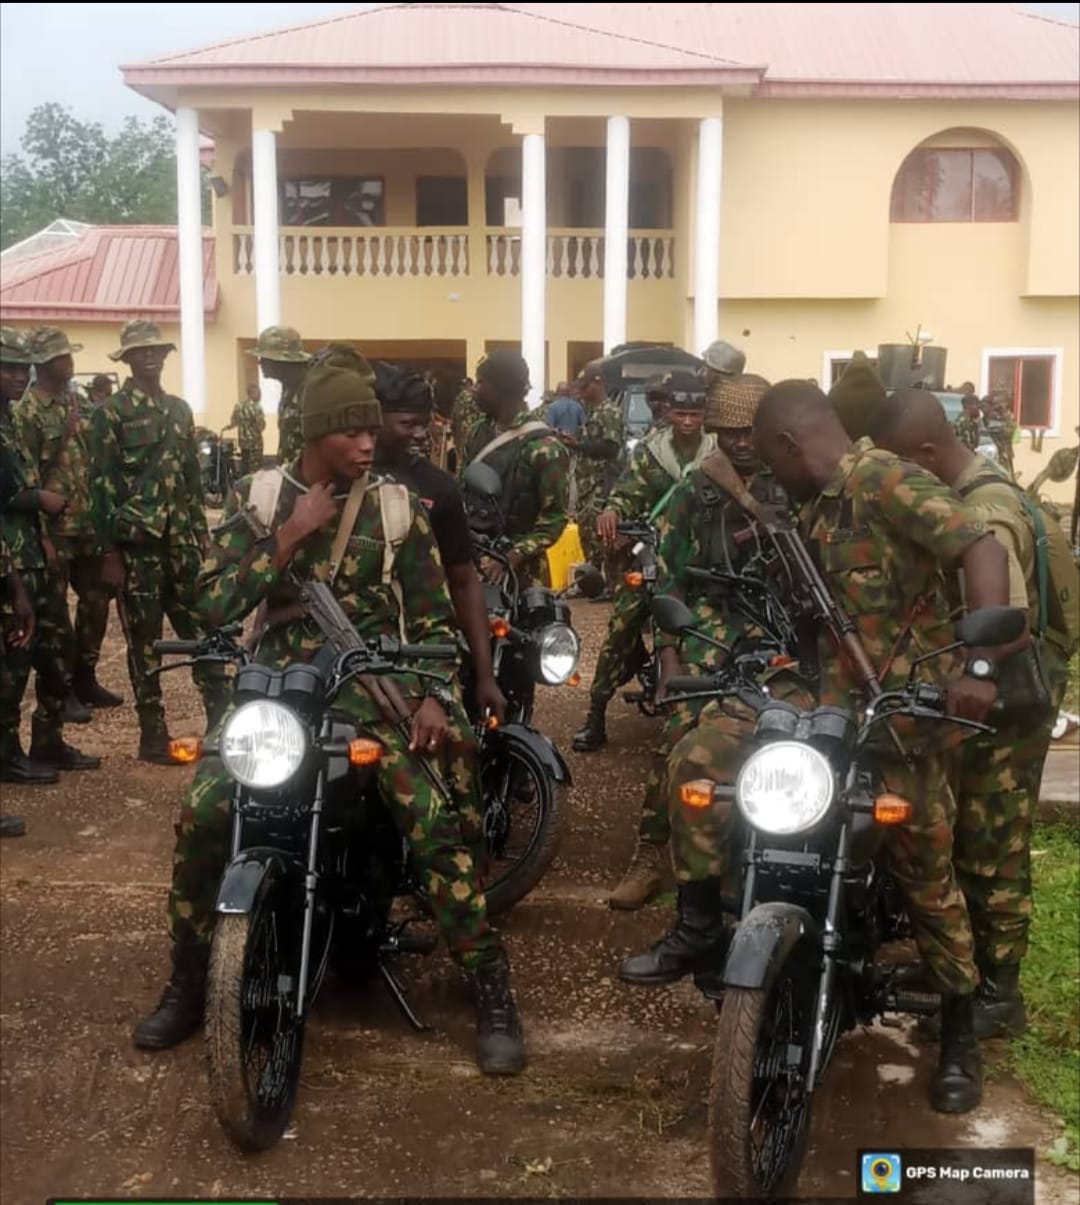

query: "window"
(415, 176), (468, 226)
(890, 148), (1018, 222)
(985, 353), (1058, 430)
(825, 354), (879, 389)
(280, 177), (384, 227)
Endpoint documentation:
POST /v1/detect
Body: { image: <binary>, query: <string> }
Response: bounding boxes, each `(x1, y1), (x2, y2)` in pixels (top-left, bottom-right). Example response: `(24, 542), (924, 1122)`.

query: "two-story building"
(2, 2), (1077, 490)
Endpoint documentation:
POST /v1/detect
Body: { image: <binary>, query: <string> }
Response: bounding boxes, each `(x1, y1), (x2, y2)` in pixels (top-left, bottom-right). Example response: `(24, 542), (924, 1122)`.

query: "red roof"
(123, 2), (1079, 99)
(0, 226), (217, 324)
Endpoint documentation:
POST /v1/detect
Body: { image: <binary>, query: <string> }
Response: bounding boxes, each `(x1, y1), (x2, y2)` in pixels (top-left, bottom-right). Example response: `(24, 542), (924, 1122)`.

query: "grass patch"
(1010, 822), (1080, 1170)
(1062, 654), (1079, 718)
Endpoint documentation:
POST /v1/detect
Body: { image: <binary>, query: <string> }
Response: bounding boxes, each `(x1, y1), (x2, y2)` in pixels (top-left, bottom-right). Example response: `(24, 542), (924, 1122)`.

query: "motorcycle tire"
(708, 945), (820, 1199)
(205, 894), (306, 1152)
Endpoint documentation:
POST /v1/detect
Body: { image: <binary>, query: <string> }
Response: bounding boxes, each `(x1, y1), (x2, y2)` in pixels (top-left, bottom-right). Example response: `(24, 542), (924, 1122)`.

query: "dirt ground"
(1, 601), (1077, 1203)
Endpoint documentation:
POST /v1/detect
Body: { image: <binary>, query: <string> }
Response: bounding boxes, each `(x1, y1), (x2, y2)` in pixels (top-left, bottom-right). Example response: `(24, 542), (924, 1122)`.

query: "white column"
(520, 131), (546, 405)
(693, 116), (723, 357)
(175, 108), (206, 415)
(602, 116), (630, 354)
(252, 126), (283, 413)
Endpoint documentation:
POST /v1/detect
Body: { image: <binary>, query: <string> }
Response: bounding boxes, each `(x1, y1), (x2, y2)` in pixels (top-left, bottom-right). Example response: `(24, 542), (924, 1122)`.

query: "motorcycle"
(651, 593), (1026, 1199)
(196, 425), (240, 507)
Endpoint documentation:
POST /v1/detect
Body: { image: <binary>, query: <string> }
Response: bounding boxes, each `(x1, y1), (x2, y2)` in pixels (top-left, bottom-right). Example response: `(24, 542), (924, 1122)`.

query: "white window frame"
(822, 350), (876, 389)
(979, 347), (1064, 437)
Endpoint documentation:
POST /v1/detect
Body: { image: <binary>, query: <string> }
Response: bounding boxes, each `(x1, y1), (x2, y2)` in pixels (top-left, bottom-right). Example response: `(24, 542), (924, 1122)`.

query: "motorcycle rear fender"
(215, 847), (292, 915)
(724, 901), (821, 991)
(493, 723), (572, 787)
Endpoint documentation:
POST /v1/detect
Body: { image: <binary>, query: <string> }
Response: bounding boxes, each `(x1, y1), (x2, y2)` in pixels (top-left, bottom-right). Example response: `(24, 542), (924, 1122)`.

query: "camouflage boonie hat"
(706, 373), (771, 431)
(109, 320), (175, 362)
(30, 325), (83, 363)
(246, 325), (310, 363)
(0, 327), (34, 365)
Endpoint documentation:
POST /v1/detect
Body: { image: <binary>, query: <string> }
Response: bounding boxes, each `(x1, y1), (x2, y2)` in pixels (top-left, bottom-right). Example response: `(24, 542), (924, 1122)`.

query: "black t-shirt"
(376, 454), (474, 569)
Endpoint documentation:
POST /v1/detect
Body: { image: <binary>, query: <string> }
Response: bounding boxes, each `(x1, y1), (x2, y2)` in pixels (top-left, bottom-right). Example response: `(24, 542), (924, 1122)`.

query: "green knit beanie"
(301, 362), (381, 441)
(828, 352), (887, 440)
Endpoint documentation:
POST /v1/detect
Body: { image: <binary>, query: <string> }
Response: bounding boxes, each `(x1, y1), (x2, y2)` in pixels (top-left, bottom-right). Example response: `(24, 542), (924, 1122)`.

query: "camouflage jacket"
(463, 409), (570, 567)
(799, 436), (988, 705)
(230, 397), (266, 451)
(277, 380), (304, 466)
(575, 397), (624, 513)
(0, 409), (46, 571)
(953, 415), (981, 452)
(14, 383), (94, 543)
(201, 472), (459, 721)
(451, 387), (483, 462)
(606, 430), (716, 521)
(89, 381), (207, 550)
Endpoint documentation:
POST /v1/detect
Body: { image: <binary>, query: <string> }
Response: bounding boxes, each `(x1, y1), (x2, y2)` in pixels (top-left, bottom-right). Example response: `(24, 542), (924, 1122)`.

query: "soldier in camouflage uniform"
(571, 361), (624, 577)
(630, 381), (1014, 1116)
(451, 377), (481, 468)
(246, 326), (311, 466)
(953, 393), (983, 452)
(20, 328), (122, 715)
(462, 351), (569, 588)
(873, 389), (1076, 1038)
(133, 360), (526, 1077)
(90, 321), (228, 762)
(0, 523), (33, 834)
(229, 382), (266, 474)
(573, 372), (716, 755)
(1, 328), (99, 780)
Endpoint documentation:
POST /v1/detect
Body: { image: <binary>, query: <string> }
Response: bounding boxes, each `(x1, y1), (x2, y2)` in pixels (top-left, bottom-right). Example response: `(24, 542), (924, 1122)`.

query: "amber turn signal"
(490, 617), (510, 639)
(679, 779), (715, 809)
(485, 714), (500, 731)
(568, 672), (581, 687)
(167, 737), (203, 764)
(348, 738), (383, 766)
(624, 571), (644, 589)
(769, 654), (796, 668)
(873, 794), (912, 825)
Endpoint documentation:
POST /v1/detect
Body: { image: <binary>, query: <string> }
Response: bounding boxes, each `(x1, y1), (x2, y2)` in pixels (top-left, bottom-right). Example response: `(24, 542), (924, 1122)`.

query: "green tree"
(1, 103), (209, 250)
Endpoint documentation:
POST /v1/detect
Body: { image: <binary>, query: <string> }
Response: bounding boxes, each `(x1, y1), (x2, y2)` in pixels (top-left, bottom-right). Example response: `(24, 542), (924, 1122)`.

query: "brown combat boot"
(608, 839), (665, 911)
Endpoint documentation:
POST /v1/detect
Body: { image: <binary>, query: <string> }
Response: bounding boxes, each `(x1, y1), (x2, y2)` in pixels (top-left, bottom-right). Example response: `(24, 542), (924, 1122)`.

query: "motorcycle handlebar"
(154, 639), (201, 656)
(664, 675), (712, 694)
(398, 643), (459, 660)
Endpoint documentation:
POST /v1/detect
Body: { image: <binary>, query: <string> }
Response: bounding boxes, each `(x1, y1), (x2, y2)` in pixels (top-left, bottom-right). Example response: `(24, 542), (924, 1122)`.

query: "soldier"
(245, 326), (311, 466)
(0, 328), (98, 780)
(90, 320), (228, 762)
(0, 532), (32, 836)
(451, 376), (481, 469)
(82, 374), (114, 411)
(573, 372), (716, 755)
(570, 361), (624, 577)
(230, 382), (266, 474)
(132, 360), (526, 1076)
(986, 394), (1017, 477)
(953, 393), (983, 452)
(872, 389), (1076, 1037)
(20, 328), (122, 714)
(610, 375), (780, 910)
(462, 351), (569, 588)
(638, 381), (1014, 1116)
(702, 339), (747, 433)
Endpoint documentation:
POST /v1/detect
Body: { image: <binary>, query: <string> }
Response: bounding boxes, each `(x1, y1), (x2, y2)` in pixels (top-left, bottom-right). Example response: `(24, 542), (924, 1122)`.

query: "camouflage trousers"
(590, 582), (649, 704)
(167, 702), (500, 970)
(238, 446), (263, 475)
(116, 540), (229, 737)
(954, 653), (1070, 966)
(668, 694), (979, 996)
(0, 565), (69, 746)
(54, 537), (112, 677)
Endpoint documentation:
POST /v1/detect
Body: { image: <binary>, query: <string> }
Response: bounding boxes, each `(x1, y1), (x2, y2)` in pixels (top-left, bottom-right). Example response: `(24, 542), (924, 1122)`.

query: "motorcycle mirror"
(574, 565), (606, 599)
(462, 463), (502, 500)
(955, 606), (1027, 648)
(651, 594), (697, 635)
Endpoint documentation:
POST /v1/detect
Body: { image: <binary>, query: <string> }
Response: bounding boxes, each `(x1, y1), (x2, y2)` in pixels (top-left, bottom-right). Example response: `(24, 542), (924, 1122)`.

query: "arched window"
(890, 144), (1019, 223)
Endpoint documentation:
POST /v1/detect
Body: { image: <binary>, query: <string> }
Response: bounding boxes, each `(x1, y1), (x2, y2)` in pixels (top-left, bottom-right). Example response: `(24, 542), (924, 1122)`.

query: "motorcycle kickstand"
(378, 957), (431, 1032)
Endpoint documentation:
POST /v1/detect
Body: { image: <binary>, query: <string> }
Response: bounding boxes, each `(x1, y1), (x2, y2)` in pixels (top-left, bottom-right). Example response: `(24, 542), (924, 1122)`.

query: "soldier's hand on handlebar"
(410, 696), (449, 754)
(475, 674), (507, 724)
(479, 556), (503, 585)
(947, 674), (998, 724)
(596, 508), (620, 545)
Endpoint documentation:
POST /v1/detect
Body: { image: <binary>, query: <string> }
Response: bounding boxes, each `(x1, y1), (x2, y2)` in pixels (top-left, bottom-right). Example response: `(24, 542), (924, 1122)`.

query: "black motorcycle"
(196, 425), (240, 507)
(651, 595), (1025, 1199)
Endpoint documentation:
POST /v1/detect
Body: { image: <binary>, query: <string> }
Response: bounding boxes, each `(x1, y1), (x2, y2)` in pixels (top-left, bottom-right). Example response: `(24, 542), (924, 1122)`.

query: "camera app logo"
(862, 1153), (902, 1194)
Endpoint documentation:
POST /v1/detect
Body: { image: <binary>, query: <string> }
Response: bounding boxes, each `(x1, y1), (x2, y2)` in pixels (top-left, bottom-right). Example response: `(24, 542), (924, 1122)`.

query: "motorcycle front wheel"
(205, 887), (306, 1151)
(708, 945), (821, 1199)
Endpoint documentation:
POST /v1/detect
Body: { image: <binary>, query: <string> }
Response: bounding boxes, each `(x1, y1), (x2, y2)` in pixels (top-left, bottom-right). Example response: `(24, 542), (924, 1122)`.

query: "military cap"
(30, 325), (83, 363)
(828, 352), (887, 441)
(246, 325), (311, 364)
(301, 361), (380, 441)
(706, 373), (771, 431)
(109, 320), (175, 362)
(703, 340), (746, 376)
(0, 327), (34, 365)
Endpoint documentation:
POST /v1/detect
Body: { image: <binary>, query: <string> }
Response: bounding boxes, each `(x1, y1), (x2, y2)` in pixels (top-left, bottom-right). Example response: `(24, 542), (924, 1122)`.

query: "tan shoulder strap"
(472, 420), (550, 465)
(377, 481), (413, 640)
(328, 475), (371, 586)
(697, 448), (763, 520)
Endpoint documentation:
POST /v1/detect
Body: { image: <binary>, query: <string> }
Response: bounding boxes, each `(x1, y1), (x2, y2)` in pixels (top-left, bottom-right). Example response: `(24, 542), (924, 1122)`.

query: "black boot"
(572, 698), (609, 752)
(0, 737), (59, 785)
(469, 950), (526, 1076)
(971, 962), (1027, 1038)
(132, 939), (211, 1050)
(29, 720), (100, 771)
(62, 695), (92, 724)
(74, 668), (124, 709)
(1, 815), (27, 838)
(138, 727), (176, 765)
(619, 879), (731, 986)
(930, 994), (983, 1114)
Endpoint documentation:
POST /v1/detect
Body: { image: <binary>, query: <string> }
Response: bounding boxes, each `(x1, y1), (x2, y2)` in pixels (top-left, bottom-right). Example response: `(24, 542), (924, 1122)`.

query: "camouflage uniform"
(575, 396), (624, 570)
(953, 414), (981, 452)
(168, 472), (498, 970)
(463, 410), (570, 587)
(670, 438), (989, 996)
(245, 327), (310, 467)
(452, 385), (483, 468)
(90, 322), (227, 740)
(230, 395), (266, 474)
(588, 428), (717, 705)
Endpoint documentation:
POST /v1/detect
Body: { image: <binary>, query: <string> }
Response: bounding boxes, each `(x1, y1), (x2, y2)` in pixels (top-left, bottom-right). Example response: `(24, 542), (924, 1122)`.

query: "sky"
(1, 1), (1078, 156)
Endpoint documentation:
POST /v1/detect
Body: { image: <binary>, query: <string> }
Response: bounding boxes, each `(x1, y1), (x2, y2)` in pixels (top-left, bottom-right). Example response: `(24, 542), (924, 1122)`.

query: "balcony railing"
(231, 226), (675, 280)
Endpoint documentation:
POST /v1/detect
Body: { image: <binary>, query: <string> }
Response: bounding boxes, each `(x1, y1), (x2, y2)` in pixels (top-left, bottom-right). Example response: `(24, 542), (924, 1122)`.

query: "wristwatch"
(425, 683), (455, 709)
(963, 655), (998, 683)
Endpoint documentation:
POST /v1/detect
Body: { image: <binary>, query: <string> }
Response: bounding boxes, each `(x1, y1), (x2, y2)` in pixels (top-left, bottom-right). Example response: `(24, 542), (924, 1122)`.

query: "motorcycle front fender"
(724, 900), (821, 991)
(215, 847), (292, 915)
(489, 723), (572, 787)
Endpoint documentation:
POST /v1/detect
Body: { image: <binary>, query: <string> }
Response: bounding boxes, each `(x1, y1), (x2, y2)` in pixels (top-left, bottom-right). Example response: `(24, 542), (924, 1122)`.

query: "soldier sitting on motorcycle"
(132, 358), (526, 1077)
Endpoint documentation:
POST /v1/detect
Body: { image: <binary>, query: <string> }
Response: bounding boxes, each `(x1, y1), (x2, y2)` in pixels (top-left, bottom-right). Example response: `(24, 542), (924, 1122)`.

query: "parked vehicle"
(195, 425), (240, 507)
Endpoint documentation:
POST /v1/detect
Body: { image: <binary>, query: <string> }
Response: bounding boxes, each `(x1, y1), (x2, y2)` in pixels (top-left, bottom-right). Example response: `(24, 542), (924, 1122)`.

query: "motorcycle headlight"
(735, 741), (834, 836)
(536, 623), (580, 685)
(220, 701), (307, 789)
(198, 440), (213, 455)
